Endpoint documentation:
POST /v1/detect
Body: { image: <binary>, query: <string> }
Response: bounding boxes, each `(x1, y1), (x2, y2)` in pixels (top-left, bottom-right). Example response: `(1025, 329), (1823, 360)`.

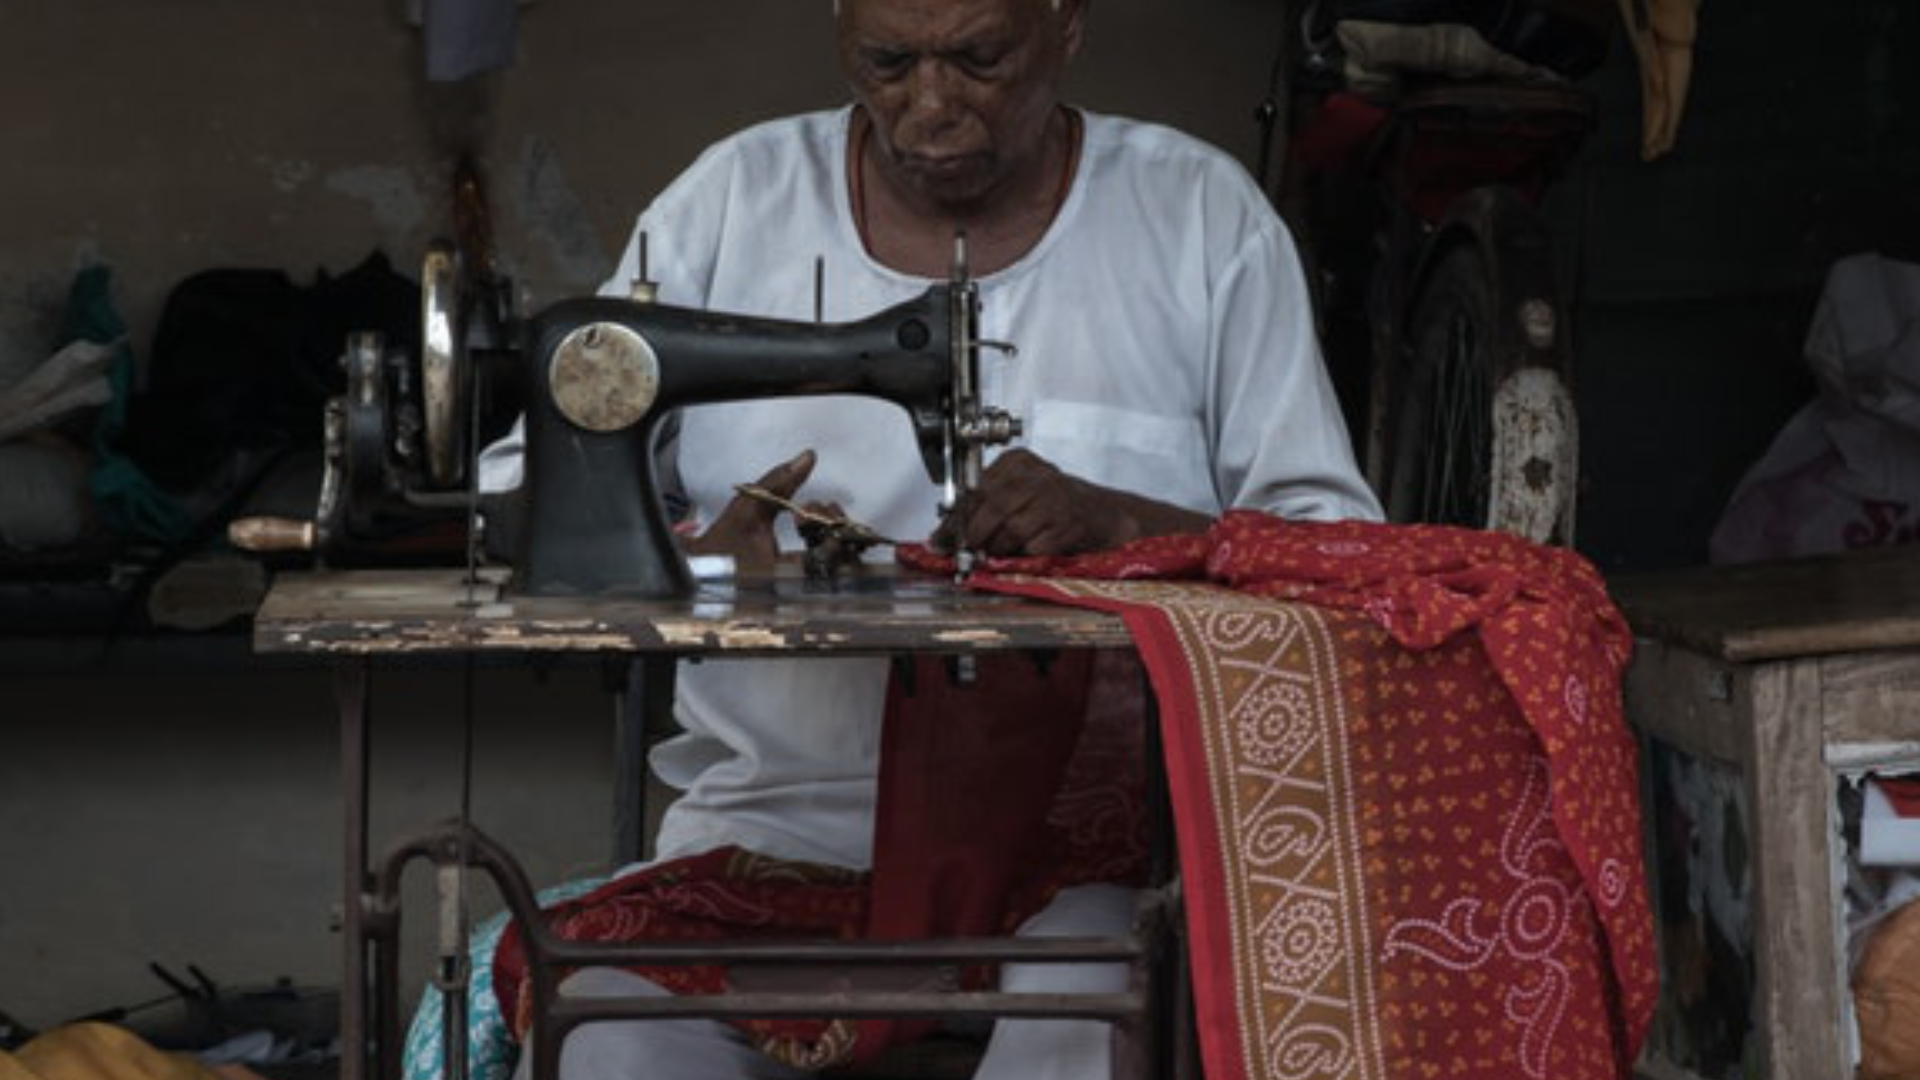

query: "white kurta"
(584, 105), (1381, 873)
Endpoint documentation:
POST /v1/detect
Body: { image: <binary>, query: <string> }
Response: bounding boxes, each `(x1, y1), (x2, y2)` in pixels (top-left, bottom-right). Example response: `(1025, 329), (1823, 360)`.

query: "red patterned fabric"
(905, 510), (1656, 1080)
(495, 511), (1653, 1079)
(491, 652), (1146, 1071)
(492, 847), (877, 1069)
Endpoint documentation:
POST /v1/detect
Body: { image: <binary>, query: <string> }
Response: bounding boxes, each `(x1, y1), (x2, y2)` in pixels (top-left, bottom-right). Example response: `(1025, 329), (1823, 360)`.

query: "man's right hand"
(684, 449), (817, 571)
(935, 447), (1212, 558)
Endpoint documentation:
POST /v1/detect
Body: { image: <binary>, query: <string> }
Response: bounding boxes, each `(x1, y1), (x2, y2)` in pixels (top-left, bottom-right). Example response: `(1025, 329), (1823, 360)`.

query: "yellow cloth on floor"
(2, 1024), (223, 1080)
(1616, 0), (1702, 159)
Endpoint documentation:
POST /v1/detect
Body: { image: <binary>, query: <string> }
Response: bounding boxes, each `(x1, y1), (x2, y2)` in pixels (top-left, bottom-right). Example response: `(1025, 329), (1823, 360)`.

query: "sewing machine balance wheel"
(230, 156), (519, 561)
(418, 240), (469, 489)
(225, 240), (489, 558)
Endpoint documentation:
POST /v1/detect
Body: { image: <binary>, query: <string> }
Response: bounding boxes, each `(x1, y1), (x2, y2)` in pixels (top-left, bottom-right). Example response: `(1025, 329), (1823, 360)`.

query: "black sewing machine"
(233, 238), (1019, 598)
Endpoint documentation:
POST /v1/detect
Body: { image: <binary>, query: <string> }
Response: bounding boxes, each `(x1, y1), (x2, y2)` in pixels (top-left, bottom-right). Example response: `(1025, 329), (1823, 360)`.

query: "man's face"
(837, 0), (1080, 211)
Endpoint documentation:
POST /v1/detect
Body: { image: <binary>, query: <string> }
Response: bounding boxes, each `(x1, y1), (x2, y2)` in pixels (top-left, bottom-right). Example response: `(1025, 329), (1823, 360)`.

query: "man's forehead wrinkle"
(856, 35), (1015, 63)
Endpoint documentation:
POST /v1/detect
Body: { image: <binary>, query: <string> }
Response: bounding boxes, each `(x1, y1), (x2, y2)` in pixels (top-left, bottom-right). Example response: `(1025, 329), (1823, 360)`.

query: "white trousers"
(513, 883), (1136, 1080)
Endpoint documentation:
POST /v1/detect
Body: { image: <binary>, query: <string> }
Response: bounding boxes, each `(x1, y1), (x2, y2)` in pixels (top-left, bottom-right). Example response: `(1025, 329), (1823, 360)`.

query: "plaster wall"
(0, 0), (1282, 381)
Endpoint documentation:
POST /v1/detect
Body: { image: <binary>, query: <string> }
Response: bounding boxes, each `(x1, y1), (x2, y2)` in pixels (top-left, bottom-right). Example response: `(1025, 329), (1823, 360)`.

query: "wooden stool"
(1612, 548), (1920, 1080)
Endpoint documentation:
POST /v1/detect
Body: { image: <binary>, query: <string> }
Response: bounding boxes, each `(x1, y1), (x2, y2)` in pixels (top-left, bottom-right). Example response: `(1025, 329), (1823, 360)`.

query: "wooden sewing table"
(252, 563), (1188, 1080)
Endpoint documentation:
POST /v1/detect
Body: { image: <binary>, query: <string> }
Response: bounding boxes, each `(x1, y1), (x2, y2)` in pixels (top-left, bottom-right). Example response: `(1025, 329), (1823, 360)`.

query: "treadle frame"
(253, 564), (1198, 1080)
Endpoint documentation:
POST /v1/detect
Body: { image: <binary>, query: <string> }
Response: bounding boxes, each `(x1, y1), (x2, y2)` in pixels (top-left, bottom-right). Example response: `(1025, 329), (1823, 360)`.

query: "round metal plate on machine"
(419, 244), (465, 486)
(548, 322), (661, 433)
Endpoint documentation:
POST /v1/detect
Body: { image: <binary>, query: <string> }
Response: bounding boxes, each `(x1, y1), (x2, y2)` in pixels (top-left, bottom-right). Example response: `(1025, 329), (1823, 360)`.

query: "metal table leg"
(336, 660), (372, 1080)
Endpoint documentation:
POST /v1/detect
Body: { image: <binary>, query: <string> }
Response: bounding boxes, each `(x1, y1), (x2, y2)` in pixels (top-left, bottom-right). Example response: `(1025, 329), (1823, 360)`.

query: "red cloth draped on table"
(949, 510), (1656, 1080)
(495, 510), (1655, 1079)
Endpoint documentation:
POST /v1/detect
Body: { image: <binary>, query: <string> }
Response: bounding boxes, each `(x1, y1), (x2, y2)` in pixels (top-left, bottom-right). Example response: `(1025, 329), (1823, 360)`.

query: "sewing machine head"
(517, 241), (1017, 595)
(266, 238), (1019, 598)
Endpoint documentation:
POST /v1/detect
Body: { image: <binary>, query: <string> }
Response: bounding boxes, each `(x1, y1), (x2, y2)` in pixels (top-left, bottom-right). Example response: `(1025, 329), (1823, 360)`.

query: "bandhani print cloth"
(493, 847), (879, 1070)
(491, 511), (1654, 1080)
(489, 650), (1130, 1073)
(942, 510), (1656, 1080)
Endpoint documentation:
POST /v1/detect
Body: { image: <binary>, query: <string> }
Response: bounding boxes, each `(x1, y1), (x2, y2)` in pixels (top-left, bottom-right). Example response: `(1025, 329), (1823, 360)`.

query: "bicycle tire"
(1378, 206), (1578, 543)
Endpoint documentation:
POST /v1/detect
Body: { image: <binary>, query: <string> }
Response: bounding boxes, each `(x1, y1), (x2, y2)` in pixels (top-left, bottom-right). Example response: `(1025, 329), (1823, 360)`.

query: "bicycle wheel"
(1379, 232), (1577, 543)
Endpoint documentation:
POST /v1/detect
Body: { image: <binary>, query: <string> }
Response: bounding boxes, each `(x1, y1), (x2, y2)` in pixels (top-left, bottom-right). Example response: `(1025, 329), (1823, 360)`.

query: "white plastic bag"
(1710, 253), (1920, 564)
(0, 337), (116, 444)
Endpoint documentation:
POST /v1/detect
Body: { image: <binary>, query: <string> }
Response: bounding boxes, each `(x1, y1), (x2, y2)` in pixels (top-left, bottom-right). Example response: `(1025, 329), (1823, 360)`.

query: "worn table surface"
(1608, 545), (1920, 663)
(253, 562), (1134, 658)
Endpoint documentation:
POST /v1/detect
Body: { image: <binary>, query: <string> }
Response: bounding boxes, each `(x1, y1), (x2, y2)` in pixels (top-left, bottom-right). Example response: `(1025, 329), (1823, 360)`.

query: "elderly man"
(446, 0), (1379, 1077)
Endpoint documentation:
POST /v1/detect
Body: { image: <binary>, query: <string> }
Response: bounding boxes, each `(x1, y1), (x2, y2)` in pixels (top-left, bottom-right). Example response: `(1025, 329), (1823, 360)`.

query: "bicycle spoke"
(1418, 306), (1490, 527)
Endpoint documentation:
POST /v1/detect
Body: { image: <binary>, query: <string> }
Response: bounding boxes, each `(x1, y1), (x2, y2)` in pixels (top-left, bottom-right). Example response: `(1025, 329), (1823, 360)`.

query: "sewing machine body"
(516, 288), (962, 596)
(244, 242), (1019, 598)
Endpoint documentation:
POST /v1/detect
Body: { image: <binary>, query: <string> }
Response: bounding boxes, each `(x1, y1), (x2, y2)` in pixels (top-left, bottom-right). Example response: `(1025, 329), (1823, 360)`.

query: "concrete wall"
(0, 0), (1284, 1033)
(0, 0), (1282, 383)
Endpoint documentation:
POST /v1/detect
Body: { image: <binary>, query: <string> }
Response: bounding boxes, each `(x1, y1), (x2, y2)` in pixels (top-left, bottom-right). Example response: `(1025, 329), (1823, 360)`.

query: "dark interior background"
(2, 0), (1917, 1036)
(1564, 0), (1919, 571)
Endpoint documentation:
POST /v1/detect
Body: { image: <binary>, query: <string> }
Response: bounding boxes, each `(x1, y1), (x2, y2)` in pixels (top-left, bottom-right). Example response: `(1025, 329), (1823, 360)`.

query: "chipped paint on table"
(253, 565), (1132, 658)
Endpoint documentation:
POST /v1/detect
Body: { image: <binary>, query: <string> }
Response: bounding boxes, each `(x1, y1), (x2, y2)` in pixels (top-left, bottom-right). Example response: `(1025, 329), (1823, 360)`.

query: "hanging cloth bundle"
(1616, 0), (1702, 159)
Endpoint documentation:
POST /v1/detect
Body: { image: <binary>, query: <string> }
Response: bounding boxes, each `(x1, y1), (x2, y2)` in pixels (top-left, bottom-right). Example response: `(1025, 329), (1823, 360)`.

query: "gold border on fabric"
(1048, 580), (1388, 1080)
